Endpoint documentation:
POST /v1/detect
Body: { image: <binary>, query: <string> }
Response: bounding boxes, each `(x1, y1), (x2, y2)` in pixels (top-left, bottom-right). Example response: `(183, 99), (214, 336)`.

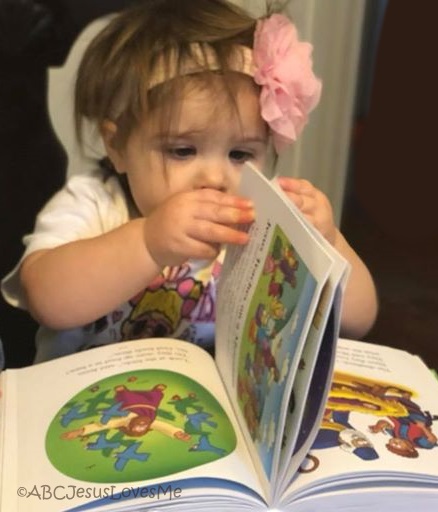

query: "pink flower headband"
(253, 14), (322, 152)
(113, 14), (321, 153)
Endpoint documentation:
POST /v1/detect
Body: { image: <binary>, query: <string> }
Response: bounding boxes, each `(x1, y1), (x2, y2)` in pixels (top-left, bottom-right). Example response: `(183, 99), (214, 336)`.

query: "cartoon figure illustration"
(62, 384), (191, 442)
(332, 380), (438, 457)
(311, 371), (438, 463)
(249, 303), (281, 384)
(86, 432), (122, 453)
(327, 376), (409, 418)
(189, 433), (227, 456)
(60, 403), (91, 427)
(121, 288), (192, 339)
(120, 262), (220, 341)
(99, 402), (130, 424)
(368, 390), (438, 457)
(113, 442), (150, 471)
(338, 428), (377, 458)
(47, 370), (236, 483)
(236, 227), (307, 454)
(298, 453), (320, 474)
(168, 392), (203, 415)
(184, 412), (218, 435)
(263, 235), (299, 293)
(237, 372), (261, 438)
(313, 409), (379, 461)
(85, 390), (115, 411)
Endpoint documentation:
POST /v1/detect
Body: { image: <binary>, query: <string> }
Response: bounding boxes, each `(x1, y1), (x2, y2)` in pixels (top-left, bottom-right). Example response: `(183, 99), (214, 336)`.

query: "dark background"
(0, 0), (139, 367)
(342, 0), (438, 370)
(1, 0), (437, 369)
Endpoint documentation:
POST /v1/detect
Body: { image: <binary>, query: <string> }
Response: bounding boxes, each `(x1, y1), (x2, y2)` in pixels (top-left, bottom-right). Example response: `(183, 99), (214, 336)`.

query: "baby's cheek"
(229, 173), (242, 194)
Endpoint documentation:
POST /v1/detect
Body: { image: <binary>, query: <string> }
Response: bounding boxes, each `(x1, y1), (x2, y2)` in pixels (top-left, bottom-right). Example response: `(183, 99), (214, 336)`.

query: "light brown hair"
(74, 0), (260, 150)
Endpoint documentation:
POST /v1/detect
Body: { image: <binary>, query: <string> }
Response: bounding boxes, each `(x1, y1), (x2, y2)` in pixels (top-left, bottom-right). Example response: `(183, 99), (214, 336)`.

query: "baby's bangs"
(145, 68), (249, 133)
(112, 41), (256, 149)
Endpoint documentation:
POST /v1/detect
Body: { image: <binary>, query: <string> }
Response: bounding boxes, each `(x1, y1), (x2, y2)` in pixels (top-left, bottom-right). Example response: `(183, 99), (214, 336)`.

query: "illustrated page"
(215, 164), (334, 493)
(1, 339), (263, 512)
(285, 338), (438, 502)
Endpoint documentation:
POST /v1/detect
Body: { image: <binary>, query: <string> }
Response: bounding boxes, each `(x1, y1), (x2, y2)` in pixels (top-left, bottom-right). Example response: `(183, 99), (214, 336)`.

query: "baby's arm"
(277, 177), (378, 339)
(21, 218), (160, 329)
(331, 231), (378, 338)
(20, 189), (254, 330)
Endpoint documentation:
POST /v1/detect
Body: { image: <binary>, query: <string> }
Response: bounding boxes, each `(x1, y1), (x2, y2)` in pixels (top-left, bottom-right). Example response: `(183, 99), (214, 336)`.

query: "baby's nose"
(198, 162), (229, 192)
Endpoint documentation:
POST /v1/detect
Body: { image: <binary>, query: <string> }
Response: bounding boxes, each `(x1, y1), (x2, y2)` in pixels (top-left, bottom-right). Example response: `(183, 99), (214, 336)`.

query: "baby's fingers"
(277, 177), (314, 194)
(197, 188), (254, 209)
(196, 202), (256, 226)
(190, 220), (250, 246)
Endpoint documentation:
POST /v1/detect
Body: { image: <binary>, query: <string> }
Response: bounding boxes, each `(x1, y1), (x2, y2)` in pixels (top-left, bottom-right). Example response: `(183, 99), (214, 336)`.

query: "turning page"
(276, 245), (349, 497)
(215, 164), (335, 497)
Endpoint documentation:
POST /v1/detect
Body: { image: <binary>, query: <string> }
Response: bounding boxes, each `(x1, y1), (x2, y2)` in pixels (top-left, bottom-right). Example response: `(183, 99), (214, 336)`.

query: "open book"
(0, 165), (353, 511)
(291, 338), (438, 512)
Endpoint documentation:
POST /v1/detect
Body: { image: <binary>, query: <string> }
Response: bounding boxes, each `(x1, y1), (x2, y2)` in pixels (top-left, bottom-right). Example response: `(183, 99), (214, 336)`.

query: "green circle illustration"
(46, 370), (236, 483)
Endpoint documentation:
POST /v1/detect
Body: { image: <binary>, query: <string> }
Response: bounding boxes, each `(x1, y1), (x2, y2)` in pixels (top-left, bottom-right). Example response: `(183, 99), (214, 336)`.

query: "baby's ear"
(100, 120), (126, 174)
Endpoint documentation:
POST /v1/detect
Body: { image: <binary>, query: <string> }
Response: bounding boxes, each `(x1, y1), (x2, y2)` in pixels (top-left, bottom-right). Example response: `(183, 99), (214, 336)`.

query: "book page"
(1, 339), (265, 512)
(283, 338), (438, 504)
(215, 164), (334, 494)
(277, 250), (349, 492)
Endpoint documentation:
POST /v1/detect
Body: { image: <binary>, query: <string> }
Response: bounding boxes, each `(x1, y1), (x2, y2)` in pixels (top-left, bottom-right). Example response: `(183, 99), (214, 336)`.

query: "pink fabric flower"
(253, 14), (322, 152)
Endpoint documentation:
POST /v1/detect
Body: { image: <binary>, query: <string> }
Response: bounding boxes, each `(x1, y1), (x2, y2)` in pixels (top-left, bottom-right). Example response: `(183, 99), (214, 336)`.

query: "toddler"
(1, 0), (377, 362)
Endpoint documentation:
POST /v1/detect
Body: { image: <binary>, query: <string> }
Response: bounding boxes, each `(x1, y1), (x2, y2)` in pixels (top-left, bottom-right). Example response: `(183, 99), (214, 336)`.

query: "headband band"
(148, 43), (255, 90)
(109, 43), (254, 121)
(111, 14), (321, 153)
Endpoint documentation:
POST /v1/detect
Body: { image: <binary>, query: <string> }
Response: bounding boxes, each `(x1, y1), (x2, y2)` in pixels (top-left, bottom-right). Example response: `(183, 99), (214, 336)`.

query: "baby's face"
(109, 74), (268, 217)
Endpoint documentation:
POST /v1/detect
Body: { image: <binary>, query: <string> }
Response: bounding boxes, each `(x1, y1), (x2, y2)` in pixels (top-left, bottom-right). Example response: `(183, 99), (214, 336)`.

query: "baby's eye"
(166, 146), (196, 159)
(229, 149), (253, 164)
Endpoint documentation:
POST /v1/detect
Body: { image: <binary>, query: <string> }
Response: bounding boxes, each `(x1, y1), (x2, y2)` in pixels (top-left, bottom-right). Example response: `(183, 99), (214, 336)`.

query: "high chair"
(0, 0), (137, 368)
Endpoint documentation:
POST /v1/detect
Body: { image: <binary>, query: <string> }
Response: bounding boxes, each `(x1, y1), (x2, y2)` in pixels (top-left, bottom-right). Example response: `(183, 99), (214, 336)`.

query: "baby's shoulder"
(56, 169), (126, 210)
(40, 168), (130, 231)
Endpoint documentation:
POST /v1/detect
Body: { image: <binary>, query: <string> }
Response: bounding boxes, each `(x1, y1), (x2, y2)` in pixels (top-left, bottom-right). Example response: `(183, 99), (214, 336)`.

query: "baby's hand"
(143, 189), (255, 267)
(277, 177), (337, 244)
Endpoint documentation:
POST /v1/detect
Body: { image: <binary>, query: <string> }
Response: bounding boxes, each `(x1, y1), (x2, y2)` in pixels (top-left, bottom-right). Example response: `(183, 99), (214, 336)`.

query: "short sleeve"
(1, 171), (130, 309)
